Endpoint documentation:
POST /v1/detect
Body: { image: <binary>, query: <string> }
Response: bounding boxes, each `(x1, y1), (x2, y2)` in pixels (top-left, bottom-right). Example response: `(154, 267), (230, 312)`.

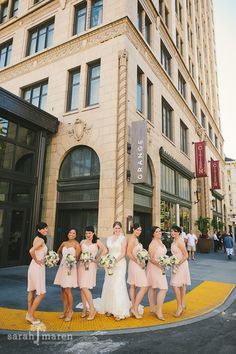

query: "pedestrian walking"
(224, 233), (234, 260)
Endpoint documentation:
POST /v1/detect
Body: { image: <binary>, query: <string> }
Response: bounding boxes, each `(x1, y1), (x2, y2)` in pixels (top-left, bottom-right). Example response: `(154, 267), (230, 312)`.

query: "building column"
(115, 49), (128, 225)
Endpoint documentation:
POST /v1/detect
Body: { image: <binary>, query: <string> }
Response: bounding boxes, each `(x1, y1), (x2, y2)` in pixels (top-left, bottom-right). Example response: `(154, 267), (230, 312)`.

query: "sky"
(213, 0), (236, 159)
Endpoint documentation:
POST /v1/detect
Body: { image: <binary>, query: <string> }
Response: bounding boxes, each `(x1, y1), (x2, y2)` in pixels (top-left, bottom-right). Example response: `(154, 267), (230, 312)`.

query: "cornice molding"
(160, 147), (194, 180)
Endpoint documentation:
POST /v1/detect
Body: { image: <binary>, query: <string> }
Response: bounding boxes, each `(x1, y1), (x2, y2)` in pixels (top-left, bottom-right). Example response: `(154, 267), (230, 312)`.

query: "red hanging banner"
(211, 159), (221, 190)
(195, 142), (207, 177)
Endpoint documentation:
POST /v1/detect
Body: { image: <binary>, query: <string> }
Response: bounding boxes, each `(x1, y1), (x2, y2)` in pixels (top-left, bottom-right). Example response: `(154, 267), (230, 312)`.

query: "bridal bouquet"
(44, 250), (59, 268)
(136, 249), (149, 269)
(169, 255), (180, 274)
(99, 254), (116, 275)
(80, 251), (93, 270)
(65, 253), (77, 275)
(157, 255), (170, 275)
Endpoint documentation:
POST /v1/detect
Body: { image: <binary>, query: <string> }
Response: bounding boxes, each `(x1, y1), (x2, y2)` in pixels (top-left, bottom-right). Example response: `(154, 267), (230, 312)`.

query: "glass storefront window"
(0, 209), (3, 257)
(160, 200), (176, 231)
(11, 184), (32, 203)
(0, 117), (17, 139)
(58, 189), (99, 202)
(179, 206), (190, 232)
(0, 141), (14, 169)
(178, 175), (190, 200)
(14, 147), (34, 175)
(0, 181), (9, 201)
(161, 163), (175, 194)
(17, 126), (35, 146)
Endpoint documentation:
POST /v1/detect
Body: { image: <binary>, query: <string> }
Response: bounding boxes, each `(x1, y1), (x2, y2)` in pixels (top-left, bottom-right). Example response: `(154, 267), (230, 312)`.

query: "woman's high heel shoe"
(81, 309), (87, 318)
(130, 308), (142, 319)
(87, 310), (96, 321)
(26, 313), (41, 325)
(174, 307), (183, 318)
(64, 311), (73, 322)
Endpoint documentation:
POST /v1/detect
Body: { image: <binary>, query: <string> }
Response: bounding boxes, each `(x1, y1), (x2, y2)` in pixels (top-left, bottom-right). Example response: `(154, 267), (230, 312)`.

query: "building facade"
(0, 0), (226, 264)
(225, 158), (236, 239)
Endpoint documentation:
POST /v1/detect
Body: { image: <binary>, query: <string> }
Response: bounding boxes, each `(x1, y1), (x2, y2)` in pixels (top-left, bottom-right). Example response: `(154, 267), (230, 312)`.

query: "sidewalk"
(0, 249), (235, 334)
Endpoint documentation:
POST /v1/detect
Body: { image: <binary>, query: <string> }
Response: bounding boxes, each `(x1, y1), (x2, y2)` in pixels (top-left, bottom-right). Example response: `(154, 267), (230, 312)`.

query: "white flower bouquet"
(157, 255), (170, 275)
(80, 251), (93, 270)
(64, 253), (77, 275)
(169, 255), (180, 274)
(99, 254), (116, 275)
(136, 249), (149, 269)
(44, 250), (59, 268)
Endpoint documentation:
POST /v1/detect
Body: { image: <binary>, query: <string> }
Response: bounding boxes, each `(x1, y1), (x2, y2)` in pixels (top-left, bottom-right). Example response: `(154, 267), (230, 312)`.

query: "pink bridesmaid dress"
(77, 242), (98, 289)
(170, 242), (191, 287)
(27, 243), (47, 295)
(146, 241), (168, 290)
(54, 246), (78, 288)
(127, 243), (149, 287)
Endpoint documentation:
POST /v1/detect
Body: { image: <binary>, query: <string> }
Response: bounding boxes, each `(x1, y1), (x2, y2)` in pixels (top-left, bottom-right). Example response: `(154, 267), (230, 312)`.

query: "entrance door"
(133, 211), (152, 250)
(55, 209), (98, 250)
(0, 207), (30, 266)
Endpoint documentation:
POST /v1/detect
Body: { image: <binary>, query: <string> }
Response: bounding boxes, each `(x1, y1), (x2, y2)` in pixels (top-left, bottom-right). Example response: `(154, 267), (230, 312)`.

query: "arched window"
(60, 146), (100, 179)
(55, 146), (100, 247)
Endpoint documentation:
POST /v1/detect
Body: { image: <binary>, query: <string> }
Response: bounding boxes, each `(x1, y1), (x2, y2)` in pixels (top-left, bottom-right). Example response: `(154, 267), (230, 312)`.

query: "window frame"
(26, 18), (54, 56)
(0, 39), (13, 68)
(66, 67), (81, 112)
(22, 80), (48, 110)
(86, 60), (101, 107)
(162, 97), (173, 141)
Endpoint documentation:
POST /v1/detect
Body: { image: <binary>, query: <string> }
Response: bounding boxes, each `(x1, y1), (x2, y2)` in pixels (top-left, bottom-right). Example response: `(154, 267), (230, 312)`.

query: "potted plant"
(195, 216), (212, 253)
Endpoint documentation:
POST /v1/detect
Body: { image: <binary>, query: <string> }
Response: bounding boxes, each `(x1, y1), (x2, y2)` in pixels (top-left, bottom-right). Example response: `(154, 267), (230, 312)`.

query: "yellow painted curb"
(0, 281), (235, 332)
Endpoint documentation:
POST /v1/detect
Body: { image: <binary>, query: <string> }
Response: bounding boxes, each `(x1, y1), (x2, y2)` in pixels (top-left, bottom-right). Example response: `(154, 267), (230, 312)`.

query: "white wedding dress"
(99, 235), (131, 318)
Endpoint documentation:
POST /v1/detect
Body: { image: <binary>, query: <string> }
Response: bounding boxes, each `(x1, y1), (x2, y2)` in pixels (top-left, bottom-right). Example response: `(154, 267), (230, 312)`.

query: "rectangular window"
(161, 163), (175, 194)
(180, 120), (188, 155)
(27, 19), (54, 56)
(191, 93), (197, 116)
(90, 0), (103, 28)
(137, 67), (144, 113)
(0, 1), (8, 23)
(0, 39), (12, 68)
(73, 2), (87, 35)
(215, 134), (218, 149)
(86, 60), (100, 106)
(145, 15), (151, 45)
(178, 71), (186, 99)
(201, 110), (206, 128)
(147, 79), (153, 121)
(22, 80), (48, 110)
(180, 38), (183, 56)
(161, 41), (171, 76)
(164, 6), (169, 27)
(208, 123), (213, 140)
(176, 30), (179, 49)
(162, 98), (173, 141)
(159, 0), (163, 16)
(67, 68), (80, 112)
(178, 175), (190, 200)
(10, 0), (19, 17)
(137, 2), (143, 32)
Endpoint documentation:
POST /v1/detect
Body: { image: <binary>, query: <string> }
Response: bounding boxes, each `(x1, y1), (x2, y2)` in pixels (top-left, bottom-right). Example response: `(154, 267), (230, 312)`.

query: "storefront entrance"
(0, 206), (30, 266)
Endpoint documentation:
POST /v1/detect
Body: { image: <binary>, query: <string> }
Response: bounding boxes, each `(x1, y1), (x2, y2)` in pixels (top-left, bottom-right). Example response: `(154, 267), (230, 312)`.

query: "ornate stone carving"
(67, 118), (91, 141)
(115, 49), (128, 222)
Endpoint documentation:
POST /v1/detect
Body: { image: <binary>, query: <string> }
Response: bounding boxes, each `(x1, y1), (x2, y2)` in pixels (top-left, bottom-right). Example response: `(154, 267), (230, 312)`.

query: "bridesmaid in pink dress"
(54, 228), (81, 321)
(78, 226), (107, 320)
(127, 223), (149, 319)
(146, 226), (168, 321)
(27, 222), (48, 325)
(170, 224), (191, 317)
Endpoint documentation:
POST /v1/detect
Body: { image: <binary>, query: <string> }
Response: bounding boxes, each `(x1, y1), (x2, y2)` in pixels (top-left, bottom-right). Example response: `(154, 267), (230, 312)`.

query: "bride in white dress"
(99, 221), (131, 320)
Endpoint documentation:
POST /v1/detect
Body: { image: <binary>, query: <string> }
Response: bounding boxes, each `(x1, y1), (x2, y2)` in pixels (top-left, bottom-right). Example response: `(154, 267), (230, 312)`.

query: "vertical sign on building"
(194, 141), (207, 177)
(130, 120), (147, 184)
(210, 159), (220, 189)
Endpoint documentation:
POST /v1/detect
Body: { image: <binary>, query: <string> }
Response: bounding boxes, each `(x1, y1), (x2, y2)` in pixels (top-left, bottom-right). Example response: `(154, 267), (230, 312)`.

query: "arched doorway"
(133, 159), (153, 249)
(55, 146), (100, 248)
